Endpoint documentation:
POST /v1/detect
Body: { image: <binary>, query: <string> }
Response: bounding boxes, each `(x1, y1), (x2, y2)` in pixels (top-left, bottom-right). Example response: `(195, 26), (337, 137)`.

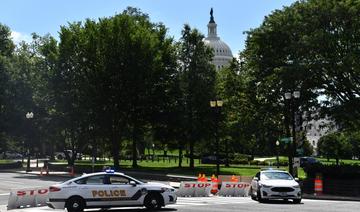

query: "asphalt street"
(1, 197), (360, 212)
(0, 172), (65, 205)
(1, 172), (360, 212)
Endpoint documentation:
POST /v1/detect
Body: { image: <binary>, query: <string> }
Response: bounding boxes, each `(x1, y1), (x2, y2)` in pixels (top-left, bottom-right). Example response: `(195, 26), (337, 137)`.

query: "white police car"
(250, 169), (302, 203)
(46, 170), (177, 212)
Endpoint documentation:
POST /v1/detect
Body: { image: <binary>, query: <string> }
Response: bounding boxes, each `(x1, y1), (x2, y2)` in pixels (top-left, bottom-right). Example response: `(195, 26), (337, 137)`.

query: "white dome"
(204, 38), (233, 58)
(204, 9), (233, 70)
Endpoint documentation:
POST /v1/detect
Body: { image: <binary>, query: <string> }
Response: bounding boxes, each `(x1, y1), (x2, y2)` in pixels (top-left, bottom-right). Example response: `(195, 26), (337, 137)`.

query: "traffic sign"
(296, 148), (304, 156)
(280, 137), (293, 144)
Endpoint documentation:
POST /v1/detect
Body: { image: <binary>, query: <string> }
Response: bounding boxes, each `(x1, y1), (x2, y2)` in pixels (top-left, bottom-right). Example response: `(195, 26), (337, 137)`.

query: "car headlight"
(293, 185), (300, 188)
(161, 187), (175, 192)
(259, 183), (271, 188)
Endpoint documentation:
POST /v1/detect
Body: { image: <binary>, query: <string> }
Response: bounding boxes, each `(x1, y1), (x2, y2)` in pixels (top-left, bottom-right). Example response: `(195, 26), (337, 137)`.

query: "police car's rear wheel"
(144, 193), (162, 210)
(66, 196), (85, 212)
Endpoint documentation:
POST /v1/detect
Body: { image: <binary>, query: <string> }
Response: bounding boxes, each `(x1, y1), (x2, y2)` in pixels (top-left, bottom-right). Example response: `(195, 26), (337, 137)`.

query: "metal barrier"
(7, 187), (49, 210)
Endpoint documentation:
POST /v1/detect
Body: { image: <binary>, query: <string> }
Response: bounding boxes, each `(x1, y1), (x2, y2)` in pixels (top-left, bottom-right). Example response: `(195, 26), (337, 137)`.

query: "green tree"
(318, 132), (352, 165)
(242, 0), (360, 133)
(55, 7), (180, 169)
(0, 23), (15, 152)
(177, 24), (216, 168)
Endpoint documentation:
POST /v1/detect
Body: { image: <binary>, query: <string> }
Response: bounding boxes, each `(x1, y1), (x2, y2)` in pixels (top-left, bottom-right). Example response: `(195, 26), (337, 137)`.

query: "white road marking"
(0, 193), (9, 196)
(0, 180), (27, 185)
(173, 197), (253, 207)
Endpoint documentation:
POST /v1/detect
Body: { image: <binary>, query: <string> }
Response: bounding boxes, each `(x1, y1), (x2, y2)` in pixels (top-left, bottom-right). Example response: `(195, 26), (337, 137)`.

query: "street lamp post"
(35, 148), (39, 168)
(22, 141), (25, 163)
(210, 100), (223, 177)
(25, 112), (34, 172)
(152, 143), (155, 162)
(276, 140), (280, 168)
(89, 125), (95, 172)
(284, 91), (300, 176)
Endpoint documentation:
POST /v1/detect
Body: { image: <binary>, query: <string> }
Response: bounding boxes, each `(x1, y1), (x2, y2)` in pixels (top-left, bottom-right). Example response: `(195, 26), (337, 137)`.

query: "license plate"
(280, 192), (287, 196)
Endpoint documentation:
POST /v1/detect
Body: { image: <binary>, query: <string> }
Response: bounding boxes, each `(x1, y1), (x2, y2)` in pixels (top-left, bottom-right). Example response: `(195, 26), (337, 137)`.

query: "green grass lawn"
(73, 158), (300, 178)
(0, 160), (14, 164)
(316, 157), (360, 165)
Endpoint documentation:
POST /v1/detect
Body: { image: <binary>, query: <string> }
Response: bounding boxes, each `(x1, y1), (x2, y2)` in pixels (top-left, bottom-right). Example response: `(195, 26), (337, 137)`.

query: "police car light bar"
(105, 169), (115, 173)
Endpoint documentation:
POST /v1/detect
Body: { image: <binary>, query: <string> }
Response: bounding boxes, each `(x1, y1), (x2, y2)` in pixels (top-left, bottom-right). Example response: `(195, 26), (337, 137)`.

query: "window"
(75, 175), (109, 185)
(261, 172), (293, 180)
(109, 175), (131, 185)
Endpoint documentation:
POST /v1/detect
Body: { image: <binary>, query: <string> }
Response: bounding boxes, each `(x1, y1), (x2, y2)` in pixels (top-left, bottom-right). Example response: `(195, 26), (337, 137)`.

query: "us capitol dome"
(204, 8), (233, 70)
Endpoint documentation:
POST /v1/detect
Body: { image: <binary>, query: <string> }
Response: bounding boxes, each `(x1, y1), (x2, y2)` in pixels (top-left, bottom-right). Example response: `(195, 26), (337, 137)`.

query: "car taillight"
(49, 186), (61, 192)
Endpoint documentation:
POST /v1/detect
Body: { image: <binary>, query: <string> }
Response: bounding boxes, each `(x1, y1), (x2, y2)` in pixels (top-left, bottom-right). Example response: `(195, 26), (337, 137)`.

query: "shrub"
(230, 158), (249, 165)
(229, 153), (253, 164)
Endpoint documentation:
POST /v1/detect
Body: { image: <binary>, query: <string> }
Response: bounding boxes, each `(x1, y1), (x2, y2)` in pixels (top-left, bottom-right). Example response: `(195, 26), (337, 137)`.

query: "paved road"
(0, 172), (66, 205)
(1, 172), (360, 212)
(1, 197), (360, 212)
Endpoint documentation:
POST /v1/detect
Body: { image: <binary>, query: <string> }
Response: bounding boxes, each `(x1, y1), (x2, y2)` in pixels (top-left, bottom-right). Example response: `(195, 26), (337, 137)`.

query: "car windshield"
(261, 172), (293, 180)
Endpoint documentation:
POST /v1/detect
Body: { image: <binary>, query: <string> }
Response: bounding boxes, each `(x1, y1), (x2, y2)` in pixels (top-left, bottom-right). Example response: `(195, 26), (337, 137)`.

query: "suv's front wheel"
(257, 188), (264, 203)
(293, 199), (301, 204)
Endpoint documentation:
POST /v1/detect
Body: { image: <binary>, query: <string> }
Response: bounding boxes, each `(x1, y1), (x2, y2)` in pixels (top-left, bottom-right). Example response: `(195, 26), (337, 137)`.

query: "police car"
(249, 169), (302, 203)
(46, 170), (177, 212)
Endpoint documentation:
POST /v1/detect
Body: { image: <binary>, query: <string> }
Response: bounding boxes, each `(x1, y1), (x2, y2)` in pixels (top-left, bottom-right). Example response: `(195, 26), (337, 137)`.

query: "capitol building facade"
(204, 9), (233, 70)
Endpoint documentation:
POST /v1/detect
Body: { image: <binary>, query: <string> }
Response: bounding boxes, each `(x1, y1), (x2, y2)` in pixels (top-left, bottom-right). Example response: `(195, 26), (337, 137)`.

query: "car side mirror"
(129, 181), (137, 186)
(253, 177), (259, 181)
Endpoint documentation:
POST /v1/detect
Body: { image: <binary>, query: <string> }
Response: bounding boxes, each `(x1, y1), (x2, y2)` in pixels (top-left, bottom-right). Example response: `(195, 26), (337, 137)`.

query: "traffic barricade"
(7, 187), (49, 210)
(218, 182), (250, 197)
(176, 181), (213, 197)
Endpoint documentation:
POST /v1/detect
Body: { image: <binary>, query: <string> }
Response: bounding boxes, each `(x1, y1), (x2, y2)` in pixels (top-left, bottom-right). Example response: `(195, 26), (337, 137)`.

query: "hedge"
(0, 161), (22, 169)
(303, 163), (360, 179)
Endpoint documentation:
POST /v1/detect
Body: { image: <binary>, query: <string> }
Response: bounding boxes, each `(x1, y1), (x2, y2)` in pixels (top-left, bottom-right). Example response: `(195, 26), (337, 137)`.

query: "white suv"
(250, 169), (301, 203)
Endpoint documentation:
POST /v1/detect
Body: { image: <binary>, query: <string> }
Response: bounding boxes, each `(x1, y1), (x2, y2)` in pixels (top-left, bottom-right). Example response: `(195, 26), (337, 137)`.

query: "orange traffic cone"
(197, 173), (202, 182)
(201, 174), (207, 182)
(230, 175), (238, 182)
(314, 175), (323, 196)
(211, 174), (219, 194)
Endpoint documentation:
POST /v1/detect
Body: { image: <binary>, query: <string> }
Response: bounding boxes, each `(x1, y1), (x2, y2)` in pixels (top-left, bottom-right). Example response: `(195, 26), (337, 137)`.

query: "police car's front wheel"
(66, 196), (85, 212)
(144, 193), (162, 210)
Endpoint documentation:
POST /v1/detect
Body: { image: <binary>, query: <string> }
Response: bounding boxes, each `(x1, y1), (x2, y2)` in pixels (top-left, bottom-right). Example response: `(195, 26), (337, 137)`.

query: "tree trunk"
(189, 139), (194, 168)
(178, 143), (183, 168)
(132, 125), (138, 168)
(111, 129), (120, 170)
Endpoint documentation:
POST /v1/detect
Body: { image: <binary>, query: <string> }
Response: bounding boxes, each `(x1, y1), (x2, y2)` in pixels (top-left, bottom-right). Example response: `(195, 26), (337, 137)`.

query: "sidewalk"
(302, 193), (360, 202)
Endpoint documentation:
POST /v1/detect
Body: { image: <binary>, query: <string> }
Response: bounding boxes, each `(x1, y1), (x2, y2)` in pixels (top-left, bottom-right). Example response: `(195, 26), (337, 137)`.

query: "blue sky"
(1, 0), (297, 56)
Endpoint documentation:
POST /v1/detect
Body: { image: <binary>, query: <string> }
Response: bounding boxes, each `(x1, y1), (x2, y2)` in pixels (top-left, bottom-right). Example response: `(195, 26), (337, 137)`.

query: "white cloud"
(11, 31), (32, 44)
